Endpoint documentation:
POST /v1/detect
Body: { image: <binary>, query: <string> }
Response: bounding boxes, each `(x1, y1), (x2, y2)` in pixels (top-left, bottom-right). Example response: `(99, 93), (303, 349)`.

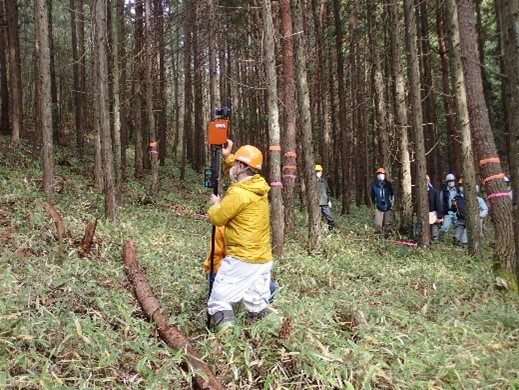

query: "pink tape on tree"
(283, 174), (296, 179)
(487, 192), (511, 200)
(270, 181), (283, 187)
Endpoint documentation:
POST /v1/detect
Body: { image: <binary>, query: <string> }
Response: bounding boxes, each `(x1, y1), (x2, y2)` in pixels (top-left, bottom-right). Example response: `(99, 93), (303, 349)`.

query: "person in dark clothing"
(440, 173), (463, 235)
(315, 164), (335, 231)
(371, 167), (395, 236)
(451, 194), (466, 245)
(427, 175), (444, 242)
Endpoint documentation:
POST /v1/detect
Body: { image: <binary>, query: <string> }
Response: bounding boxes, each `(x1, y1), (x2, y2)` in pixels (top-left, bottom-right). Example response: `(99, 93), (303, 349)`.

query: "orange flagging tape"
(283, 165), (297, 170)
(269, 145), (282, 151)
(479, 157), (500, 166)
(482, 173), (505, 186)
(284, 151), (297, 157)
(149, 141), (157, 147)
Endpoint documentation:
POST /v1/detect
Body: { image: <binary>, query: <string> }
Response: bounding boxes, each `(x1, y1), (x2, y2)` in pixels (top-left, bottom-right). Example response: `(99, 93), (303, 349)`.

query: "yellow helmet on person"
(315, 164), (323, 172)
(234, 145), (263, 170)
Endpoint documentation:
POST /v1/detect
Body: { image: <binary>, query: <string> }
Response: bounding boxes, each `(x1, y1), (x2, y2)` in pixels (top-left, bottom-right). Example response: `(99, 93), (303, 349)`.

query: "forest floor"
(1, 136), (519, 389)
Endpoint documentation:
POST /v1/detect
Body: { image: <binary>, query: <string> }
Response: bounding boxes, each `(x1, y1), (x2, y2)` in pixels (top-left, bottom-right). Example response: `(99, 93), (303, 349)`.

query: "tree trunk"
(70, 0), (84, 160)
(263, 0), (283, 258)
(181, 0), (193, 180)
(292, 0), (321, 251)
(417, 0), (440, 182)
(0, 2), (10, 135)
(280, 0), (297, 235)
(155, 0), (167, 166)
(48, 0), (59, 144)
(118, 0), (128, 174)
(145, 0), (159, 199)
(446, 0), (482, 254)
(388, 0), (413, 235)
(456, 0), (517, 291)
(5, 0), (22, 146)
(497, 0), (519, 284)
(35, 0), (53, 195)
(435, 0), (458, 179)
(93, 0), (116, 220)
(404, 0), (430, 246)
(111, 0), (122, 202)
(192, 3), (205, 174)
(332, 0), (350, 215)
(133, 1), (144, 179)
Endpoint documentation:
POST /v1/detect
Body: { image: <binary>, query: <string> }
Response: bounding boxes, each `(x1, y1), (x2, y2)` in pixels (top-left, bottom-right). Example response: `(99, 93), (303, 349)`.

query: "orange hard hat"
(376, 167), (386, 174)
(234, 145), (263, 170)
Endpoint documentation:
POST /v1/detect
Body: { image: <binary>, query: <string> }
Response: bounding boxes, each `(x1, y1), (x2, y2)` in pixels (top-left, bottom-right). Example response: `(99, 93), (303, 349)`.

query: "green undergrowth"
(1, 138), (518, 389)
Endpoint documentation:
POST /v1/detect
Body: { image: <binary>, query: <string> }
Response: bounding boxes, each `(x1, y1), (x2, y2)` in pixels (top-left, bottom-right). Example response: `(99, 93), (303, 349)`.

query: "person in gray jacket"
(315, 164), (335, 231)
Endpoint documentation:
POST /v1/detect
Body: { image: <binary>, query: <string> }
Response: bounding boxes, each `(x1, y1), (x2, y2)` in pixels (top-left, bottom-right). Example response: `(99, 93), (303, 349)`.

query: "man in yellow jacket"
(207, 139), (273, 333)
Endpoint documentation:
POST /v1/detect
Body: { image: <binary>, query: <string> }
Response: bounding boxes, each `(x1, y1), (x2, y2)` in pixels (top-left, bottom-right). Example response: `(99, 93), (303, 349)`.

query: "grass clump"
(1, 137), (518, 389)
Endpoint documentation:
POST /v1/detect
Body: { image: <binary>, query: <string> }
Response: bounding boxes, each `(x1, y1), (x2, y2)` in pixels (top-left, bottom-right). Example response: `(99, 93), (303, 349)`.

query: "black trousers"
(320, 205), (335, 230)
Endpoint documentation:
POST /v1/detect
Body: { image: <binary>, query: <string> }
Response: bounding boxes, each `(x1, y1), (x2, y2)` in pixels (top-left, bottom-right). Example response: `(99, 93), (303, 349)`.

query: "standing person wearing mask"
(371, 167), (395, 237)
(315, 165), (335, 231)
(207, 140), (273, 334)
(427, 175), (443, 242)
(440, 173), (462, 236)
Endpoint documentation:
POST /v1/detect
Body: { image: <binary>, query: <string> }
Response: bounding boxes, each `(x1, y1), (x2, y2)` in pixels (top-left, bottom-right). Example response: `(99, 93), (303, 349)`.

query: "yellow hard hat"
(315, 164), (323, 172)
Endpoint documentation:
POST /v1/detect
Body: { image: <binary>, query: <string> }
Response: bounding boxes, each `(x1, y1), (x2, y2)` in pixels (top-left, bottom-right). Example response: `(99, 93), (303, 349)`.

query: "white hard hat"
(446, 173), (456, 181)
(504, 176), (510, 183)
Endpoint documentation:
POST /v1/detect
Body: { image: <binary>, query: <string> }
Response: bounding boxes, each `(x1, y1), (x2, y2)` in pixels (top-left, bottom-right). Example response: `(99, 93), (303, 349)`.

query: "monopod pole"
(207, 146), (221, 328)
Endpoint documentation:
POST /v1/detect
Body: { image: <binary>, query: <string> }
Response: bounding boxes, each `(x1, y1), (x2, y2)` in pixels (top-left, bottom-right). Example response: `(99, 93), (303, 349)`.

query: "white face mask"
(229, 165), (239, 182)
(377, 174), (385, 181)
(316, 172), (322, 179)
(459, 186), (464, 193)
(448, 181), (455, 188)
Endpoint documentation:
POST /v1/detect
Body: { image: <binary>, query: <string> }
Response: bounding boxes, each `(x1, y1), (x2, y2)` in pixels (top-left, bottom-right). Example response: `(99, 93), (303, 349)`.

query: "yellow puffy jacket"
(208, 156), (272, 264)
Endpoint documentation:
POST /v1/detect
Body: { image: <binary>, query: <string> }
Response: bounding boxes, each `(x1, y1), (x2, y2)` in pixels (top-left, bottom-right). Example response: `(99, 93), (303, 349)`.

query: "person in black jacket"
(452, 194), (466, 245)
(371, 167), (395, 236)
(427, 175), (444, 242)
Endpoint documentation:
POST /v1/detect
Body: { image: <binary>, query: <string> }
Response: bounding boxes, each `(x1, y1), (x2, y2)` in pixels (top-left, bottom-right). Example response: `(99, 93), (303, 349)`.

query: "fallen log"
(122, 240), (224, 390)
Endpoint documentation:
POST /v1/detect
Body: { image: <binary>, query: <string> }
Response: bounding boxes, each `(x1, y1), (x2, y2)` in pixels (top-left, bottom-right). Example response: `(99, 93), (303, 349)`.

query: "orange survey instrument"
(208, 118), (229, 146)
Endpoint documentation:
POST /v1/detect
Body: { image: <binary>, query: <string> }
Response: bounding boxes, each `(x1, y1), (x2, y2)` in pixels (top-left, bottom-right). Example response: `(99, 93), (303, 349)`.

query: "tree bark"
(133, 1), (144, 179)
(35, 0), (53, 195)
(93, 0), (116, 220)
(145, 0), (159, 199)
(388, 0), (413, 235)
(5, 0), (22, 146)
(446, 0), (482, 254)
(404, 0), (430, 246)
(122, 241), (225, 390)
(332, 0), (350, 215)
(70, 0), (84, 160)
(0, 2), (10, 135)
(292, 0), (321, 251)
(280, 0), (297, 235)
(48, 0), (59, 144)
(263, 0), (284, 258)
(436, 0), (459, 180)
(111, 0), (122, 202)
(456, 0), (517, 291)
(497, 0), (519, 284)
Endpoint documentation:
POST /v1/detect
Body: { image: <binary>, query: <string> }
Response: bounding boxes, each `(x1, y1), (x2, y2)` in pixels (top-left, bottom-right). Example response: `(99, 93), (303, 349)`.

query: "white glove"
(328, 201), (332, 208)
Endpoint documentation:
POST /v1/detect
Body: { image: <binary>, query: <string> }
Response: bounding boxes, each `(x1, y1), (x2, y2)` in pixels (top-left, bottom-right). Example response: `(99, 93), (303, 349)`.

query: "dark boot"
(210, 310), (234, 334)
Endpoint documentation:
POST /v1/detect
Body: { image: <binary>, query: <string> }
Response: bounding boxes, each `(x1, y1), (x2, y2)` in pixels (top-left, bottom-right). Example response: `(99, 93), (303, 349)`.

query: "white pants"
(207, 256), (272, 315)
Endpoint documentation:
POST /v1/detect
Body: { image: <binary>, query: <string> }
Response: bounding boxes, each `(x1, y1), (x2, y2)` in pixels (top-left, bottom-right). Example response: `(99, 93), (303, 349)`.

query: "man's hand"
(210, 194), (221, 205)
(222, 139), (233, 159)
